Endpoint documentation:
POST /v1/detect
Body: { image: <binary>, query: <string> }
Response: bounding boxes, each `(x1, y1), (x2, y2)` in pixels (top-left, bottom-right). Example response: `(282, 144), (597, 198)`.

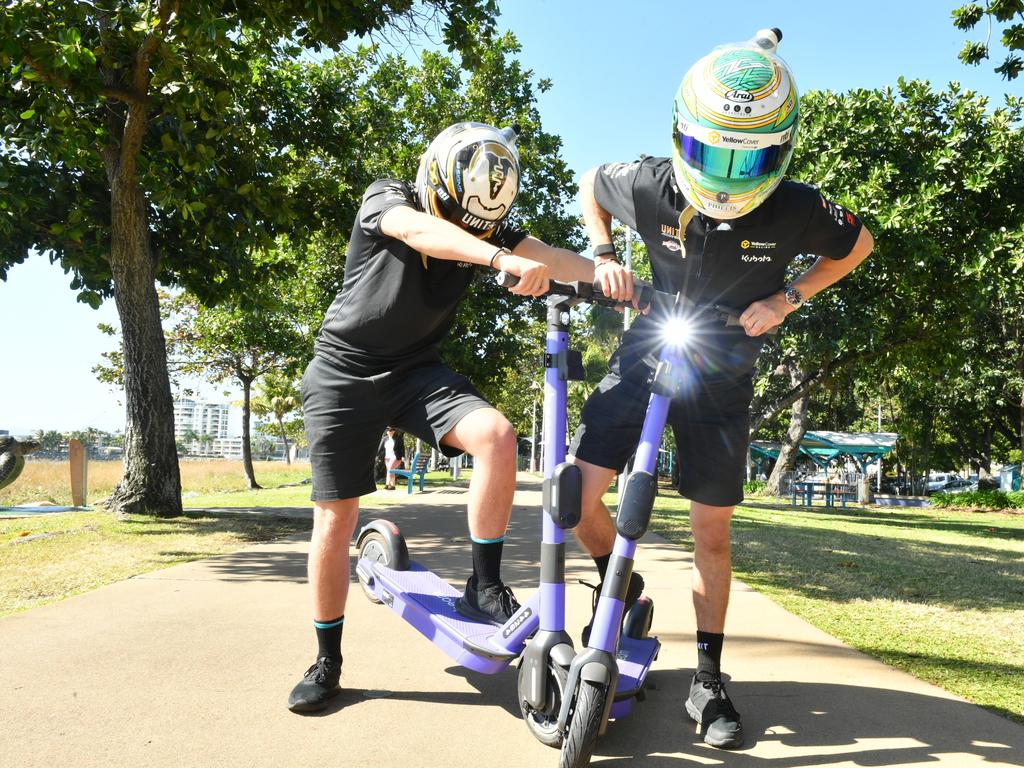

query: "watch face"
(785, 288), (802, 307)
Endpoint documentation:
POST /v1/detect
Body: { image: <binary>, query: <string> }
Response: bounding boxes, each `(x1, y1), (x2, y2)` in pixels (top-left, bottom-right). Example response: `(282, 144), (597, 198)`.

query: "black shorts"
(570, 371), (752, 507)
(301, 354), (491, 500)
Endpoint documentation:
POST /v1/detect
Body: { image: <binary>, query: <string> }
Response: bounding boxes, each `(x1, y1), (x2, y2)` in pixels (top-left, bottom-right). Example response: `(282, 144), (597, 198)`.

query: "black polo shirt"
(314, 179), (528, 375)
(594, 156), (862, 381)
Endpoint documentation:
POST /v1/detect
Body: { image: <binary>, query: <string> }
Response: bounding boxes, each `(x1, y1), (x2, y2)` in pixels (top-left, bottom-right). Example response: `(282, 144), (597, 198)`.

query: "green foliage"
(744, 480), (767, 495)
(931, 490), (1024, 509)
(952, 1), (1024, 80)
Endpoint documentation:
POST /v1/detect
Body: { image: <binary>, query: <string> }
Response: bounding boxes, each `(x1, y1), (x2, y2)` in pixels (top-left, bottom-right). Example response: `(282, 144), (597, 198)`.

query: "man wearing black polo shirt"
(287, 122), (597, 713)
(571, 30), (874, 749)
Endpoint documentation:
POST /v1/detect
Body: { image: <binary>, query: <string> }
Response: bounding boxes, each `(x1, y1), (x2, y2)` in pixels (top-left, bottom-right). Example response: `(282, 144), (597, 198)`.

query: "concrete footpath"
(2, 475), (1022, 768)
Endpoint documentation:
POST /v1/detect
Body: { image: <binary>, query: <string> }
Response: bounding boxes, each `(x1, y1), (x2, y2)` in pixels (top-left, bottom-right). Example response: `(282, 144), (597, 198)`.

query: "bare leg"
(441, 407), (517, 539)
(309, 497), (361, 620)
(689, 501), (735, 632)
(568, 456), (618, 557)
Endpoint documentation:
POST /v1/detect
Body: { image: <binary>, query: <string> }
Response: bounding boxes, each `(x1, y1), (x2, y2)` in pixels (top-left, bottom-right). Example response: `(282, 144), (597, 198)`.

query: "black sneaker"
(454, 577), (521, 626)
(580, 571), (645, 646)
(287, 656), (342, 713)
(685, 674), (743, 749)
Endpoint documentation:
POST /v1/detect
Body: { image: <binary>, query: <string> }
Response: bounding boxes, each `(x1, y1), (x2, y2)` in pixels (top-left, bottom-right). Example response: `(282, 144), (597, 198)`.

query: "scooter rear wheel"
(623, 596), (654, 640)
(519, 659), (568, 748)
(559, 680), (607, 768)
(356, 531), (396, 604)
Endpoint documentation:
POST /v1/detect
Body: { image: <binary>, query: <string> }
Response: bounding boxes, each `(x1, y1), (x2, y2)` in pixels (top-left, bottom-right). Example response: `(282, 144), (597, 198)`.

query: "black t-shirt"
(594, 157), (863, 382)
(314, 179), (528, 374)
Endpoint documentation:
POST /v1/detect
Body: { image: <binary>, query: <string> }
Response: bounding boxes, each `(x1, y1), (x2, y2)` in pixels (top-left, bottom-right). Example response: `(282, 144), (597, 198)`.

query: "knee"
(473, 413), (517, 461)
(693, 522), (732, 558)
(314, 500), (360, 537)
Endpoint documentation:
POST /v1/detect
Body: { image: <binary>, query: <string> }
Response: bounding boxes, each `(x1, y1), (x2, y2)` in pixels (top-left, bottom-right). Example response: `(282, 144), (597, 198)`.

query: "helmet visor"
(675, 131), (791, 180)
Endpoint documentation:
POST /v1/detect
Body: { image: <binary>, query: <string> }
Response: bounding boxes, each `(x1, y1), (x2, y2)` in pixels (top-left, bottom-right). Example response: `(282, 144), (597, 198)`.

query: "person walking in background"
(378, 427), (405, 490)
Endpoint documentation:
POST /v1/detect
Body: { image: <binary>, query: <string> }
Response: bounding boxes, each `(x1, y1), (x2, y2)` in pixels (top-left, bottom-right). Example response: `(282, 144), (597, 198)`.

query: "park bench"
(791, 480), (857, 509)
(388, 451), (429, 494)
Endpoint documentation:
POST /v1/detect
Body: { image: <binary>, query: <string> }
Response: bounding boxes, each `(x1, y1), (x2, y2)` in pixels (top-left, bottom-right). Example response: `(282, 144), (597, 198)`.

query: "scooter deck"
(360, 559), (525, 674)
(610, 634), (661, 719)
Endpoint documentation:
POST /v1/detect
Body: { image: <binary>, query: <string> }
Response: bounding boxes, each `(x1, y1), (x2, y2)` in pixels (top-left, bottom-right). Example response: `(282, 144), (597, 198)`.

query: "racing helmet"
(415, 122), (520, 236)
(671, 28), (798, 219)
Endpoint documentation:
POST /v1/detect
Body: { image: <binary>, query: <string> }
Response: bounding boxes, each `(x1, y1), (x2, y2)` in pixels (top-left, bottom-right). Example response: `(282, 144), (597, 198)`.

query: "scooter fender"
(519, 632), (574, 710)
(556, 649), (618, 733)
(355, 519), (411, 571)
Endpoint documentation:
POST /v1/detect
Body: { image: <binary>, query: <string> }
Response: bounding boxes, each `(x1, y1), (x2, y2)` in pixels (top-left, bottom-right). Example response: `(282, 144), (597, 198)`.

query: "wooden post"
(69, 439), (88, 507)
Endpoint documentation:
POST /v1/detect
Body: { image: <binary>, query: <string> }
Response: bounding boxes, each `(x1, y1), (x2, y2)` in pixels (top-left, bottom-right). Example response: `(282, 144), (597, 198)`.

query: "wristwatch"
(783, 285), (804, 309)
(593, 243), (619, 264)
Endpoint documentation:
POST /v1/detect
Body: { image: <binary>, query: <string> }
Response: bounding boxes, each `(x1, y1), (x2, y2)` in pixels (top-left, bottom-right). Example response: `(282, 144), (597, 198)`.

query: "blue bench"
(388, 451), (430, 494)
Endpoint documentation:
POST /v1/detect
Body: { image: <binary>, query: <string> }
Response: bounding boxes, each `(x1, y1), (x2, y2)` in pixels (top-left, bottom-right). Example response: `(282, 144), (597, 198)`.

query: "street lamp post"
(529, 380), (541, 473)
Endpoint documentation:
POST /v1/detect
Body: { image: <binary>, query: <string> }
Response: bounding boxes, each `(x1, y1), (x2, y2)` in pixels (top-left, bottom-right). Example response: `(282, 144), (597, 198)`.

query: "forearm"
(790, 226), (874, 302)
(380, 206), (505, 267)
(512, 237), (595, 283)
(580, 167), (615, 254)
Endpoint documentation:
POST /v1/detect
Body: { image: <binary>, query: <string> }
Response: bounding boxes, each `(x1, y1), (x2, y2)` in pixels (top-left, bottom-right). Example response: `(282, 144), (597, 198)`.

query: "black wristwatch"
(783, 285), (804, 309)
(593, 243), (619, 263)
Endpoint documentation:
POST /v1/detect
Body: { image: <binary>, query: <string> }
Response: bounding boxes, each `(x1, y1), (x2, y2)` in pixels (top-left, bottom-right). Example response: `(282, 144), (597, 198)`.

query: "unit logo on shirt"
(820, 195), (857, 228)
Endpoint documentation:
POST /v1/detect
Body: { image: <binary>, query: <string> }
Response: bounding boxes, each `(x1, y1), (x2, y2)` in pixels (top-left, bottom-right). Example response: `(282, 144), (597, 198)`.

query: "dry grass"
(0, 459), (312, 507)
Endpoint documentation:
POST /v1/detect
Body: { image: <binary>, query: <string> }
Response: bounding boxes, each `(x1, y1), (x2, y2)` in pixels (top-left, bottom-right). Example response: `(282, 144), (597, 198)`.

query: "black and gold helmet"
(415, 122), (520, 237)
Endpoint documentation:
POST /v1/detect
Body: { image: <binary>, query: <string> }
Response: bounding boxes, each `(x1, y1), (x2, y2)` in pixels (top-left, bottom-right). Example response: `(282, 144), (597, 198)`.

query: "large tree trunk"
(105, 177), (182, 517)
(240, 375), (261, 489)
(767, 379), (812, 497)
(99, 18), (182, 517)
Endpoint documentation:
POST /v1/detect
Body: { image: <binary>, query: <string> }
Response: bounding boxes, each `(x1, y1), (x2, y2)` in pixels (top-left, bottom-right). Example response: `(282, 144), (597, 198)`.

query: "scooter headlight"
(662, 316), (694, 347)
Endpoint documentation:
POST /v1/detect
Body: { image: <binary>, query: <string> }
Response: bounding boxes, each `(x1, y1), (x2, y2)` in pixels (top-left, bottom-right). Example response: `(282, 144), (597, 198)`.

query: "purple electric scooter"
(352, 275), (589, 731)
(555, 287), (774, 768)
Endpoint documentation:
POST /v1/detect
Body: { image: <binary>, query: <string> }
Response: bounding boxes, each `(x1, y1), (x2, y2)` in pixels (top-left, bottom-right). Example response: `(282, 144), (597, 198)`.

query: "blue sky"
(1, 1), (1017, 434)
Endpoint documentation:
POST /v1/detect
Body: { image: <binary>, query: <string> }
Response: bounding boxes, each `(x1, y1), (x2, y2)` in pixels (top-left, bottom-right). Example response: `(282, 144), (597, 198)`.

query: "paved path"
(2, 475), (1022, 767)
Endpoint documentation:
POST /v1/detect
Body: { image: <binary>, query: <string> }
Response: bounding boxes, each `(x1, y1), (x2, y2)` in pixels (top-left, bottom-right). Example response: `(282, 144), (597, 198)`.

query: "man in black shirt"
(288, 122), (597, 713)
(570, 30), (874, 749)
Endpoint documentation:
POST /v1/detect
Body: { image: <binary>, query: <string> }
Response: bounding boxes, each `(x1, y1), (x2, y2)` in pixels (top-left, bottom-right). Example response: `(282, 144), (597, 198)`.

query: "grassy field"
(0, 509), (310, 617)
(0, 461), (468, 618)
(0, 458), (314, 507)
(648, 492), (1024, 725)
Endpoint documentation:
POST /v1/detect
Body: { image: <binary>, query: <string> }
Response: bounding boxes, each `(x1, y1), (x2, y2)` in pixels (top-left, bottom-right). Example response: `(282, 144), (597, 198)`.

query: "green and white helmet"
(415, 122), (520, 237)
(671, 28), (798, 219)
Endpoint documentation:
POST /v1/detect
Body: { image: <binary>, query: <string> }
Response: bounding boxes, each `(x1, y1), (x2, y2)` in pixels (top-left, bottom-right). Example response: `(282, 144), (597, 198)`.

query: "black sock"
(314, 616), (344, 662)
(696, 630), (724, 680)
(471, 537), (505, 589)
(593, 553), (611, 582)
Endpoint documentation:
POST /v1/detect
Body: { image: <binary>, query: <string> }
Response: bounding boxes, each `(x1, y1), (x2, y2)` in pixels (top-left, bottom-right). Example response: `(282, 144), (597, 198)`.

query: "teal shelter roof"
(751, 432), (899, 467)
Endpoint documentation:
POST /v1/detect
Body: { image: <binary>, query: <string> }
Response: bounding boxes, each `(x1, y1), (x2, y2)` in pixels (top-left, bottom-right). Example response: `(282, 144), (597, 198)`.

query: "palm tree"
(252, 372), (301, 464)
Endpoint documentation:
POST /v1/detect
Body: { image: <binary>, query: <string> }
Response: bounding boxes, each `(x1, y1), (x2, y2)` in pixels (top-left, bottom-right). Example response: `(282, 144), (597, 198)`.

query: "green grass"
(184, 470), (469, 509)
(0, 509), (310, 617)
(647, 491), (1024, 725)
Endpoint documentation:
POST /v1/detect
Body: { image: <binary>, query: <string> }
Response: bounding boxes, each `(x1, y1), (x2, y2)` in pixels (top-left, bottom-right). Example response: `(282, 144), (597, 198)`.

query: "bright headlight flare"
(662, 316), (694, 347)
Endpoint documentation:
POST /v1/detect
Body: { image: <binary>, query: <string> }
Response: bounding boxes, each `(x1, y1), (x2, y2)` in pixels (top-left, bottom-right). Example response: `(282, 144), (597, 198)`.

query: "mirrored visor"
(675, 131), (790, 180)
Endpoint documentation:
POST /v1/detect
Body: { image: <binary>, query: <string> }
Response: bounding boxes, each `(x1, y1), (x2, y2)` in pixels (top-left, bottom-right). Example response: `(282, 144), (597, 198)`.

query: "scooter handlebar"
(494, 271), (778, 335)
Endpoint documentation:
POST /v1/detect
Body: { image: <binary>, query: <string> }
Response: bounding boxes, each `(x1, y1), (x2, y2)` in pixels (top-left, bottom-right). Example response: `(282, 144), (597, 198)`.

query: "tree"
(754, 82), (1024, 494)
(168, 291), (305, 488)
(0, 0), (499, 517)
(252, 371), (301, 465)
(953, 1), (1024, 80)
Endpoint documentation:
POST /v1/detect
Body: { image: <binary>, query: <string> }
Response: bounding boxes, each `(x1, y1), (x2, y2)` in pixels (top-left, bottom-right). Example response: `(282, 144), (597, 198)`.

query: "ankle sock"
(696, 630), (724, 681)
(471, 536), (505, 589)
(314, 616), (344, 662)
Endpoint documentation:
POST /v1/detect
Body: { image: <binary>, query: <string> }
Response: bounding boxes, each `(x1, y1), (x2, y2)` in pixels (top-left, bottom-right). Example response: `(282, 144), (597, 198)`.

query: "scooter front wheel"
(356, 531), (397, 604)
(519, 659), (568, 748)
(559, 680), (607, 768)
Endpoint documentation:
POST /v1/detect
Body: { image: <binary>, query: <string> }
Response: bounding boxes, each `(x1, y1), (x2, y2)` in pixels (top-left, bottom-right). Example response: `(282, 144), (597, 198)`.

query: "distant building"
(173, 399), (231, 441)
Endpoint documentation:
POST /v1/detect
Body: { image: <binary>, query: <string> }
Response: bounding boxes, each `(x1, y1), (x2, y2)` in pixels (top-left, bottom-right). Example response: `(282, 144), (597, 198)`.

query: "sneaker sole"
(685, 698), (743, 749)
(288, 688), (341, 714)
